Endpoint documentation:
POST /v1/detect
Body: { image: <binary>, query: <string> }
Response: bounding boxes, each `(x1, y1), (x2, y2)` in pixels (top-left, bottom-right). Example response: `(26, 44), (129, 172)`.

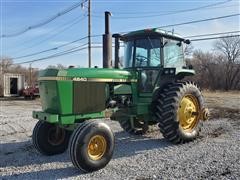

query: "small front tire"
(32, 121), (71, 155)
(69, 120), (115, 172)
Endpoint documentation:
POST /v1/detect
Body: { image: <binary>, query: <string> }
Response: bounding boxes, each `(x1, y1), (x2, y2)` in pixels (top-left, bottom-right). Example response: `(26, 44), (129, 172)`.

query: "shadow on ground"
(0, 130), (172, 179)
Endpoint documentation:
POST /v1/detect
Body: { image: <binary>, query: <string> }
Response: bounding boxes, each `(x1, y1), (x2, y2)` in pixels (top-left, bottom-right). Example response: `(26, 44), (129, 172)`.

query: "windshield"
(163, 39), (184, 68)
(124, 38), (161, 68)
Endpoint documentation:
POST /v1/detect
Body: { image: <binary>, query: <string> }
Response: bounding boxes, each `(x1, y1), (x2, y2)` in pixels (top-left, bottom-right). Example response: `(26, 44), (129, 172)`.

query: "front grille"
(73, 82), (106, 114)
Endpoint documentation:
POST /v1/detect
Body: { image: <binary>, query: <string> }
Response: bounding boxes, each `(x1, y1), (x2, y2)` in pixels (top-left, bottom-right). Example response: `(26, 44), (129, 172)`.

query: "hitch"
(201, 108), (210, 121)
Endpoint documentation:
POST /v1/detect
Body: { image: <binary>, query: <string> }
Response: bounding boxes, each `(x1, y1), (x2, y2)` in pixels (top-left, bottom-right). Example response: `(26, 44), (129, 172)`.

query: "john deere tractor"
(32, 28), (209, 172)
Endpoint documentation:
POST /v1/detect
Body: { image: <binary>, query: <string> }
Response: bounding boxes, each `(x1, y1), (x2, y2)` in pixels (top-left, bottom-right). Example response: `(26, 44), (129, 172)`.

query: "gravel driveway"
(0, 92), (239, 180)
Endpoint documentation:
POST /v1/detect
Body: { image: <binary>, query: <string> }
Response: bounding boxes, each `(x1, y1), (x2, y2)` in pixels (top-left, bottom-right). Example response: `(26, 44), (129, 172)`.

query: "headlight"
(170, 69), (175, 74)
(164, 69), (169, 74)
(163, 68), (175, 75)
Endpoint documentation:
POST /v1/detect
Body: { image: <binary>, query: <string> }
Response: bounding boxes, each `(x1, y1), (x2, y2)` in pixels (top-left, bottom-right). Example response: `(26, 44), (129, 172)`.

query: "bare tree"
(187, 37), (240, 91)
(189, 50), (222, 90)
(214, 36), (240, 90)
(47, 64), (66, 69)
(184, 44), (194, 57)
(0, 57), (13, 73)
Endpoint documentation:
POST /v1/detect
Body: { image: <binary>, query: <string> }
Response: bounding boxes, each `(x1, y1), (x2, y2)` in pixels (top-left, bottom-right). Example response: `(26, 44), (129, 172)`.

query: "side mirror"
(112, 33), (122, 38)
(188, 64), (193, 69)
(184, 39), (191, 45)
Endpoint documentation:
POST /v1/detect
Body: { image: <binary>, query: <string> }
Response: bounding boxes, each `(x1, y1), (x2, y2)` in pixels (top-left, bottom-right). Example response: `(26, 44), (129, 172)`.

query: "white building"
(3, 73), (25, 97)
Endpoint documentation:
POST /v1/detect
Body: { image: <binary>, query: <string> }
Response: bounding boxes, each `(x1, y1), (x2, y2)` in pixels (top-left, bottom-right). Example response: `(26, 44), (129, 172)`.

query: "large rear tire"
(69, 120), (114, 172)
(155, 81), (205, 144)
(32, 121), (71, 155)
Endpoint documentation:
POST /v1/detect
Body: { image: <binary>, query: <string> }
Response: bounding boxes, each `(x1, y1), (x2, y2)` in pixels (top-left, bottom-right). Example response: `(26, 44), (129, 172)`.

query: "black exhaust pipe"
(102, 11), (112, 68)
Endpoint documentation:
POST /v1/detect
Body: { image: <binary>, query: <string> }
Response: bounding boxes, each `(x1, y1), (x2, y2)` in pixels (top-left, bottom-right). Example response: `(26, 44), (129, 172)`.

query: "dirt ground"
(0, 91), (239, 179)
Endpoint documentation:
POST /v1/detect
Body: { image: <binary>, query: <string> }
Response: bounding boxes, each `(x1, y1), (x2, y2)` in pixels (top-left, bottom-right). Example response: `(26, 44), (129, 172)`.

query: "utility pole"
(29, 63), (32, 87)
(88, 0), (91, 68)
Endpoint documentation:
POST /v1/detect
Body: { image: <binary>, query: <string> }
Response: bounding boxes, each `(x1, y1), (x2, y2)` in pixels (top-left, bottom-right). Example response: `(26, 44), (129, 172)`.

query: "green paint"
(32, 111), (58, 123)
(58, 81), (73, 114)
(33, 110), (105, 125)
(33, 28), (195, 130)
(39, 81), (60, 113)
(123, 28), (184, 41)
(114, 84), (132, 95)
(39, 68), (59, 77)
(60, 68), (137, 80)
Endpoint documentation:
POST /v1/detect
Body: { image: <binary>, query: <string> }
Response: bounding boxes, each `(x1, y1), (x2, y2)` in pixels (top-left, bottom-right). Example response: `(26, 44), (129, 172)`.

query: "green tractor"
(32, 28), (209, 172)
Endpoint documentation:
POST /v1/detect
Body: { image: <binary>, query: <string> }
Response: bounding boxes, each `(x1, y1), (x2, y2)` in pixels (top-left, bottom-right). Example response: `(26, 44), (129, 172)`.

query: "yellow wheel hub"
(178, 95), (200, 131)
(87, 135), (107, 161)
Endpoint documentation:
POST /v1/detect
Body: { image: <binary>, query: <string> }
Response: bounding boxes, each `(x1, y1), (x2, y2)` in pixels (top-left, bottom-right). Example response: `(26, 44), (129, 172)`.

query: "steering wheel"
(135, 55), (150, 66)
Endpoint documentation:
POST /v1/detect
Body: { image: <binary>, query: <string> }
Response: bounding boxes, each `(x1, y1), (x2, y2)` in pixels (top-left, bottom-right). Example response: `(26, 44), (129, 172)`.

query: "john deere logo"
(73, 77), (88, 81)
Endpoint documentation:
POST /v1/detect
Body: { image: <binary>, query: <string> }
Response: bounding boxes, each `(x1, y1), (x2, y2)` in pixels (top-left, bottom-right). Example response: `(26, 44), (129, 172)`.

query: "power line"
(110, 0), (233, 19)
(185, 30), (240, 38)
(157, 13), (240, 29)
(118, 13), (240, 34)
(14, 44), (89, 65)
(191, 34), (240, 41)
(1, 1), (83, 38)
(11, 15), (87, 52)
(98, 4), (236, 15)
(14, 44), (102, 65)
(11, 29), (240, 61)
(15, 34), (240, 65)
(12, 34), (102, 60)
(12, 36), (88, 59)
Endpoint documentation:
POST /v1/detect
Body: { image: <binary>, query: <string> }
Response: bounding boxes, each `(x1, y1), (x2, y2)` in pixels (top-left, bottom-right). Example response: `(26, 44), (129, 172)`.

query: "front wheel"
(69, 120), (115, 172)
(155, 81), (205, 144)
(32, 121), (71, 155)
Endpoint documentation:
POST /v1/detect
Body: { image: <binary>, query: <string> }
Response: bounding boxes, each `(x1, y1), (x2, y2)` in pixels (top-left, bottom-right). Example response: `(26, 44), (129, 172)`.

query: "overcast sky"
(1, 0), (239, 69)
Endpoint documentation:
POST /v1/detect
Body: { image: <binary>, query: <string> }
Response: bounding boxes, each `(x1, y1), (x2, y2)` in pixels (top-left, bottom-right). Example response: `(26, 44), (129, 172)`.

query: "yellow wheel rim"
(87, 135), (107, 161)
(178, 95), (200, 132)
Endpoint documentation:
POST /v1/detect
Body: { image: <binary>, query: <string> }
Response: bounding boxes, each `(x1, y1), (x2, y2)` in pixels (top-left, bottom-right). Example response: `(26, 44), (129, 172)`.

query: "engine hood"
(38, 68), (137, 82)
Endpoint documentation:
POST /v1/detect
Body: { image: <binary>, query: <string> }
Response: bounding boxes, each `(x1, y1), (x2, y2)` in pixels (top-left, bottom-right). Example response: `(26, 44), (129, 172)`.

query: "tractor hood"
(38, 68), (137, 82)
(37, 68), (137, 117)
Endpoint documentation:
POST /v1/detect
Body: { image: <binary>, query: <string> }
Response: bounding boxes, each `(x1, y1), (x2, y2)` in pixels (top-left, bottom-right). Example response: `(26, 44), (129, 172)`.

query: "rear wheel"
(155, 81), (205, 144)
(69, 120), (114, 172)
(32, 121), (71, 155)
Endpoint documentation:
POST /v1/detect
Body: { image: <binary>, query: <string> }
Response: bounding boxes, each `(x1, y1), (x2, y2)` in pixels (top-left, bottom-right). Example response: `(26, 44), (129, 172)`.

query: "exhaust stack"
(102, 11), (112, 68)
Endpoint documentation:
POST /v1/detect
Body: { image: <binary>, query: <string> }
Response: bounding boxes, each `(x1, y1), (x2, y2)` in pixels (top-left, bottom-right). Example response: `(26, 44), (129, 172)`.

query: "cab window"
(124, 38), (161, 68)
(163, 39), (184, 68)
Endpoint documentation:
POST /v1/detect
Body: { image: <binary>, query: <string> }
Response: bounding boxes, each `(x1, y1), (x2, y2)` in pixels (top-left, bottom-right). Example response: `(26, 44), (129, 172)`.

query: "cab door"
(133, 38), (162, 94)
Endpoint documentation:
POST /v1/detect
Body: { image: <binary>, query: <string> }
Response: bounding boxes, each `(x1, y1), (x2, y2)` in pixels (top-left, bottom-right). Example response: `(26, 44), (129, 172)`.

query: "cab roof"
(118, 28), (185, 41)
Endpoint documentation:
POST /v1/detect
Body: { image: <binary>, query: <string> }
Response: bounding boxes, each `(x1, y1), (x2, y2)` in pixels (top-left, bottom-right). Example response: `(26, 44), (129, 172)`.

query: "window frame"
(124, 36), (164, 69)
(162, 38), (184, 68)
(123, 36), (184, 69)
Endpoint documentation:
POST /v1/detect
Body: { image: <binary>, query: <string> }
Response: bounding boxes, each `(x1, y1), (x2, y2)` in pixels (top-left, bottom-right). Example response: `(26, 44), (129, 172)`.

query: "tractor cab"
(114, 28), (193, 93)
(122, 28), (186, 69)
